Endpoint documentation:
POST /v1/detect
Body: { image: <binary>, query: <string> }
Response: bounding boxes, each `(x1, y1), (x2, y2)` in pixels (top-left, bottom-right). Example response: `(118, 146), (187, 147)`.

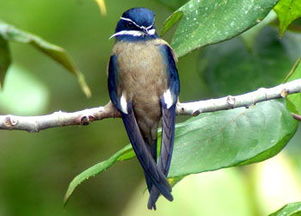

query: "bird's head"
(110, 8), (158, 41)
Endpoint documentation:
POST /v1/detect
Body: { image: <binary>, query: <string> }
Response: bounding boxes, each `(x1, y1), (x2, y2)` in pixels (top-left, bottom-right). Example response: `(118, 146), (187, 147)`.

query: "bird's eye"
(127, 22), (135, 28)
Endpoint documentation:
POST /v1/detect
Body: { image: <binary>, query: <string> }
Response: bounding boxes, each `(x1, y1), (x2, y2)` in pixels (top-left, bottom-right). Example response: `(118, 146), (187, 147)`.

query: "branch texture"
(1, 79), (300, 132)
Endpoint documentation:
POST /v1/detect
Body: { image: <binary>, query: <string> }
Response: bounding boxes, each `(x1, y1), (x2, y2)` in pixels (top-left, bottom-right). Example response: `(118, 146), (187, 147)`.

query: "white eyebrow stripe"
(120, 17), (154, 30)
(120, 17), (141, 28)
(146, 20), (155, 30)
(146, 24), (153, 30)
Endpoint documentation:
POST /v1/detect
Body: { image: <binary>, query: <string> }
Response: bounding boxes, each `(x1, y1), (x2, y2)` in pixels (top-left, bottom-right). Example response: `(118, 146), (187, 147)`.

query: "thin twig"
(292, 113), (301, 121)
(1, 79), (301, 132)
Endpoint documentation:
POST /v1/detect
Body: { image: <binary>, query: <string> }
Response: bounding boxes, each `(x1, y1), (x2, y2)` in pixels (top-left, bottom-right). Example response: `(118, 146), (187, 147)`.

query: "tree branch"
(292, 113), (301, 121)
(1, 79), (301, 132)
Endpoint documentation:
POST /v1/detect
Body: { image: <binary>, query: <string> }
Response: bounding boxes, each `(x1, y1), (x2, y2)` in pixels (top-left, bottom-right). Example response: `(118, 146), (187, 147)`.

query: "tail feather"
(144, 139), (157, 192)
(144, 139), (158, 210)
(148, 103), (176, 210)
(121, 107), (173, 201)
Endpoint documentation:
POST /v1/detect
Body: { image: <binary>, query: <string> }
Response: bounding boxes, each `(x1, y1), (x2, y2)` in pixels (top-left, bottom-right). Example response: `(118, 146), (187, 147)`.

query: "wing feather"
(148, 44), (180, 209)
(122, 107), (173, 201)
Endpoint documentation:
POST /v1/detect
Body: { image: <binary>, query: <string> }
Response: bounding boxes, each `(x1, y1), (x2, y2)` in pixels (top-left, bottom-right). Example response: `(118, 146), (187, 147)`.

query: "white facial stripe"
(163, 89), (174, 109)
(109, 30), (144, 39)
(109, 29), (156, 39)
(148, 29), (156, 35)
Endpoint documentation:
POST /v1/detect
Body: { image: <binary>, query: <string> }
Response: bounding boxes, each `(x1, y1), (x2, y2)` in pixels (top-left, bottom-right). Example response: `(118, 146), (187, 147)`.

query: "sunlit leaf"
(274, 0), (301, 36)
(269, 202), (301, 216)
(171, 0), (279, 57)
(0, 36), (11, 88)
(284, 58), (301, 115)
(94, 0), (107, 16)
(65, 100), (297, 203)
(0, 21), (91, 97)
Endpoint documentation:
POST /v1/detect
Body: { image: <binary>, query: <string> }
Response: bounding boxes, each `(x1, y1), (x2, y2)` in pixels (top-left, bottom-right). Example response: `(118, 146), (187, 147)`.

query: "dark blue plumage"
(112, 8), (158, 42)
(122, 8), (154, 28)
(108, 55), (120, 109)
(148, 45), (179, 209)
(121, 105), (173, 201)
(107, 7), (180, 210)
(160, 45), (180, 99)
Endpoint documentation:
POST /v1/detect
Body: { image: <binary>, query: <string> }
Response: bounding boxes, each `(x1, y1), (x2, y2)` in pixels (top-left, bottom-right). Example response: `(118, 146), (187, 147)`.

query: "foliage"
(65, 100), (298, 203)
(0, 0), (300, 215)
(156, 0), (188, 10)
(168, 0), (279, 57)
(269, 202), (301, 216)
(64, 0), (301, 214)
(0, 21), (91, 96)
(94, 0), (107, 16)
(202, 27), (299, 96)
(274, 0), (301, 36)
(0, 36), (10, 88)
(285, 58), (301, 114)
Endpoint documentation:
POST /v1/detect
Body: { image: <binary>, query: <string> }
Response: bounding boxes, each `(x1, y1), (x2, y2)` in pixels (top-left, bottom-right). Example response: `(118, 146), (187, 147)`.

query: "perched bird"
(107, 7), (180, 209)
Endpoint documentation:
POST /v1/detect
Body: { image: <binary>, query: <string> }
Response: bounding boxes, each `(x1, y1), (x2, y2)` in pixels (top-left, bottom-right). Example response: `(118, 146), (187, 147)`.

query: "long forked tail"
(148, 103), (176, 210)
(121, 106), (173, 202)
(144, 139), (157, 195)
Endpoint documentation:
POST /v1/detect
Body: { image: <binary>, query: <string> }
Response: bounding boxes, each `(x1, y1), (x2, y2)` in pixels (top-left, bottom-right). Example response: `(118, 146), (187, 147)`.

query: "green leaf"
(160, 11), (184, 36)
(284, 58), (301, 114)
(169, 100), (297, 177)
(64, 144), (133, 204)
(0, 21), (91, 97)
(202, 27), (298, 96)
(155, 0), (188, 10)
(240, 11), (277, 49)
(0, 36), (11, 88)
(284, 58), (301, 81)
(274, 0), (301, 36)
(65, 100), (297, 203)
(269, 202), (301, 216)
(171, 0), (279, 57)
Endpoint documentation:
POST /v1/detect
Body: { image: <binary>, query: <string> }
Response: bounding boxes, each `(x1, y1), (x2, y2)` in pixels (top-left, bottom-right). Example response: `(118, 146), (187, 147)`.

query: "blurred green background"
(0, 0), (300, 216)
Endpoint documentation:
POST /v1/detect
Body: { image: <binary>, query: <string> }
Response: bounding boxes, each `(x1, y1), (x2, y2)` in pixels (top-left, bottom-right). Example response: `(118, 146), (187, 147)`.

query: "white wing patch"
(120, 94), (128, 114)
(163, 89), (174, 109)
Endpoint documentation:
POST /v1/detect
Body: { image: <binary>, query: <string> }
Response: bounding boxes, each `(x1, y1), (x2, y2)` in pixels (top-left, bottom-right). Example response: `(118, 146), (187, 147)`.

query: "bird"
(107, 7), (180, 209)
